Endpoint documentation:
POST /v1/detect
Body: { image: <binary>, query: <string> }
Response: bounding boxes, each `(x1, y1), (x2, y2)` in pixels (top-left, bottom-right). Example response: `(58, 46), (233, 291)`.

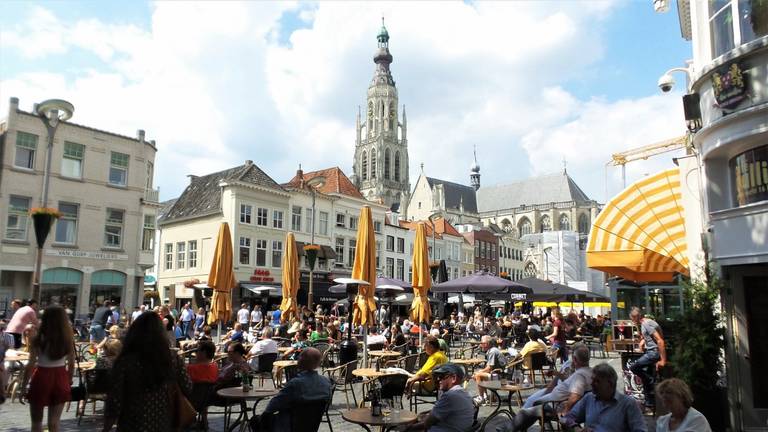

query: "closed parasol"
(351, 206), (377, 367)
(410, 222), (431, 341)
(279, 232), (300, 323)
(207, 222), (237, 330)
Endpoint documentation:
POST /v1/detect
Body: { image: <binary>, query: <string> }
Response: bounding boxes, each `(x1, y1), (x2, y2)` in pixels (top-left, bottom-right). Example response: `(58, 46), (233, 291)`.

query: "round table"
(278, 346), (291, 354)
(342, 407), (418, 431)
(217, 386), (278, 432)
(478, 381), (534, 415)
(368, 350), (401, 358)
(273, 360), (297, 368)
(352, 368), (398, 379)
(452, 358), (485, 374)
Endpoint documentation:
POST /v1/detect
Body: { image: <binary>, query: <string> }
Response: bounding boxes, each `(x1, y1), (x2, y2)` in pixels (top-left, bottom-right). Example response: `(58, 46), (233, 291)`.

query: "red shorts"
(28, 366), (71, 406)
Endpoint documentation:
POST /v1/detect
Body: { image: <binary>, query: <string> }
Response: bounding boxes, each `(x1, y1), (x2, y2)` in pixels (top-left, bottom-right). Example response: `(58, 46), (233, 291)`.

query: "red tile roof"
(285, 167), (364, 199)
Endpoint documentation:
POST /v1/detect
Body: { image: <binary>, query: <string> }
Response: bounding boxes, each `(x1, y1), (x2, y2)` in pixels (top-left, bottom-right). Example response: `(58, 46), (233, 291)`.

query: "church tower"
(470, 144), (481, 191)
(353, 19), (410, 210)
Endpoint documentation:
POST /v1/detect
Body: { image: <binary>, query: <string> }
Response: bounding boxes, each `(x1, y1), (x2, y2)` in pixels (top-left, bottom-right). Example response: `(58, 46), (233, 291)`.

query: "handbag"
(171, 381), (197, 430)
(70, 340), (86, 401)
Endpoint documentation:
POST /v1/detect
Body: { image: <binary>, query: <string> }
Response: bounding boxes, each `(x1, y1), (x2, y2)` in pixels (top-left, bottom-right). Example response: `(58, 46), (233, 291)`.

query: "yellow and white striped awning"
(587, 169), (689, 282)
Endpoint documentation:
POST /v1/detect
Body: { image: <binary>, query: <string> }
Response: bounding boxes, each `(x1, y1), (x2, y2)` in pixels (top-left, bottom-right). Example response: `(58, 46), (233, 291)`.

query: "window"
(5, 196), (30, 240)
(272, 210), (283, 229)
(336, 213), (346, 227)
(491, 244), (496, 260)
(408, 266), (413, 282)
(104, 209), (124, 247)
(109, 152), (129, 186)
(142, 215), (155, 251)
(384, 149), (391, 180)
(578, 214), (590, 234)
(306, 208), (313, 233)
(395, 237), (404, 254)
(239, 237), (251, 265)
(348, 239), (356, 267)
(370, 149), (377, 179)
(394, 151), (401, 181)
(349, 216), (358, 230)
(61, 142), (85, 178)
(396, 259), (404, 280)
(14, 132), (38, 169)
(376, 241), (382, 268)
(188, 240), (198, 268)
(319, 211), (329, 235)
(454, 268), (459, 279)
(386, 258), (395, 278)
(519, 218), (533, 236)
(256, 208), (268, 226)
(146, 161), (154, 190)
(540, 215), (552, 232)
(362, 150), (368, 181)
(335, 238), (345, 266)
(176, 242), (186, 269)
(55, 203), (78, 244)
(559, 214), (571, 231)
(474, 241), (479, 258)
(373, 220), (382, 233)
(272, 240), (282, 267)
(165, 243), (173, 270)
(240, 204), (252, 224)
(256, 239), (267, 266)
(291, 206), (302, 231)
(386, 235), (395, 251)
(480, 242), (486, 259)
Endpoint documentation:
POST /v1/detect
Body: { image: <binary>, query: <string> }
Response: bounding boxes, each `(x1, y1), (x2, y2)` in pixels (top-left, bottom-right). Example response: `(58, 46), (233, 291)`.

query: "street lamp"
(542, 246), (552, 281)
(306, 176), (326, 310)
(32, 99), (74, 303)
(427, 212), (441, 282)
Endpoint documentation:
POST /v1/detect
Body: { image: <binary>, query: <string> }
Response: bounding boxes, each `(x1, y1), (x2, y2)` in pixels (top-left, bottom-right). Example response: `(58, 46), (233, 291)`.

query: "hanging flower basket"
(30, 208), (61, 249)
(183, 278), (201, 288)
(144, 290), (160, 300)
(304, 244), (320, 270)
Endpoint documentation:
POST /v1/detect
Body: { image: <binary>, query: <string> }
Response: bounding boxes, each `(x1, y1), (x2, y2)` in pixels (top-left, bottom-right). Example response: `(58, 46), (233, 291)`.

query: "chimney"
(150, 140), (156, 147)
(297, 164), (304, 188)
(245, 160), (253, 166)
(187, 174), (198, 184)
(9, 97), (19, 111)
(137, 129), (145, 142)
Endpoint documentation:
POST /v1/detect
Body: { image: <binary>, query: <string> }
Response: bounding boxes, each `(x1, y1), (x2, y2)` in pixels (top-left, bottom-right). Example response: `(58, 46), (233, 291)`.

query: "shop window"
(14, 131), (38, 169)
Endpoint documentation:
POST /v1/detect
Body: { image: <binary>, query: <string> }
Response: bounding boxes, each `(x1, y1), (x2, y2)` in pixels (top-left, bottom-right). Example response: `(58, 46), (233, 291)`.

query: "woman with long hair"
(103, 312), (192, 431)
(22, 305), (75, 432)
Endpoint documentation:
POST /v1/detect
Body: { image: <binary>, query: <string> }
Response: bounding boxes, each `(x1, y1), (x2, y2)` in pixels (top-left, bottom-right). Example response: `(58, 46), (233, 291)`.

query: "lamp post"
(31, 99), (74, 303)
(542, 246), (552, 281)
(305, 176), (326, 311)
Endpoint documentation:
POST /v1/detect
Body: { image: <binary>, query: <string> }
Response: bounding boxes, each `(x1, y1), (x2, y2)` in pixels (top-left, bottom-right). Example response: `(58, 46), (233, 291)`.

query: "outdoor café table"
(277, 346), (292, 355)
(478, 380), (534, 416)
(452, 357), (485, 374)
(217, 386), (278, 432)
(368, 350), (401, 358)
(342, 407), (418, 432)
(353, 368), (400, 406)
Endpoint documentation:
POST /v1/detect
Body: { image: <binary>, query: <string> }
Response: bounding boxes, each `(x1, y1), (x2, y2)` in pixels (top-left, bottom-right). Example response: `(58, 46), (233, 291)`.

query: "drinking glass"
(381, 400), (392, 422)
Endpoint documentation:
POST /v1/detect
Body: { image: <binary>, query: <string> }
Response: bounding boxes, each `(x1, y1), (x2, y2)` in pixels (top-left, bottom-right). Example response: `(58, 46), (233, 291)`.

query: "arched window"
(371, 149), (377, 179)
(524, 262), (537, 278)
(578, 214), (590, 234)
(361, 151), (368, 181)
(384, 149), (391, 180)
(394, 151), (401, 181)
(559, 214), (570, 231)
(501, 219), (512, 232)
(540, 215), (552, 232)
(518, 217), (532, 236)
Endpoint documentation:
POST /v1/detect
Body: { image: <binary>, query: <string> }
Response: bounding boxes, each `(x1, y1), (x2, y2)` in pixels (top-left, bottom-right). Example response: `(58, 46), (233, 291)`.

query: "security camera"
(658, 73), (675, 93)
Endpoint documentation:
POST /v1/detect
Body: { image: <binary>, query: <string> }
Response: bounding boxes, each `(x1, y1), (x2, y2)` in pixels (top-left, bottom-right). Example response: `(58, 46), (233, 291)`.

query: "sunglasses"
(437, 374), (456, 381)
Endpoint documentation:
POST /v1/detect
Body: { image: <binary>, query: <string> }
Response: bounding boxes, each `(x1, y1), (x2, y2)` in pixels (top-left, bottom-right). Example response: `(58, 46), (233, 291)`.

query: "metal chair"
(324, 360), (358, 409)
(253, 352), (278, 387)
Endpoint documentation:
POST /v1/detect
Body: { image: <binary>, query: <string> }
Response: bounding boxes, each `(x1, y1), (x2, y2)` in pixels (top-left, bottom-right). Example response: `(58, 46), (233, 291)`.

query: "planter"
(32, 213), (57, 249)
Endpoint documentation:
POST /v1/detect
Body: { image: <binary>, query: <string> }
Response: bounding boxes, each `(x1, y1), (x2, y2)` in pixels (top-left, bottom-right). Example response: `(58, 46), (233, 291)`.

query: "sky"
(0, 1), (693, 204)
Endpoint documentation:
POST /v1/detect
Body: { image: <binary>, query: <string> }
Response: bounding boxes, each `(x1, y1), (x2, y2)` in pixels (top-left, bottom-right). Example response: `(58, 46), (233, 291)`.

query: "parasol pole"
(363, 326), (369, 368)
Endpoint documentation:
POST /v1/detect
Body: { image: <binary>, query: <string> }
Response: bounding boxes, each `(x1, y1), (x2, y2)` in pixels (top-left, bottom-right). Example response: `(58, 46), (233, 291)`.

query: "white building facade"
(0, 97), (159, 317)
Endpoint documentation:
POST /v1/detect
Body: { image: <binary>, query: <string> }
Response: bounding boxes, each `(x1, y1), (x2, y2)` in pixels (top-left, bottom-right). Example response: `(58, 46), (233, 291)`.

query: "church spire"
(470, 144), (481, 191)
(372, 17), (394, 86)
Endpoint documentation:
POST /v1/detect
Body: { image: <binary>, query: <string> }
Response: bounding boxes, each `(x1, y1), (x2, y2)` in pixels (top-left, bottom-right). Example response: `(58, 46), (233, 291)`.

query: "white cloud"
(0, 1), (686, 204)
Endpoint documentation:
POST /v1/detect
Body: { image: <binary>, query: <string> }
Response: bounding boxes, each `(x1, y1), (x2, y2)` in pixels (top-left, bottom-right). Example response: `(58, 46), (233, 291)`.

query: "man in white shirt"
(250, 305), (263, 330)
(378, 305), (388, 325)
(131, 305), (145, 323)
(237, 303), (251, 332)
(180, 303), (195, 339)
(248, 327), (279, 371)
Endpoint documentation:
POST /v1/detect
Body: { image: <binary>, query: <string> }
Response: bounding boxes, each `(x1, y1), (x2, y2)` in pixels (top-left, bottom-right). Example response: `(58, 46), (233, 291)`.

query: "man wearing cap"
(405, 363), (475, 432)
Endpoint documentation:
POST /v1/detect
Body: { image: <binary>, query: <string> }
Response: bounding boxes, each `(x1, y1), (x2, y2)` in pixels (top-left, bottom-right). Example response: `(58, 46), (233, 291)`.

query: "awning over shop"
(295, 242), (337, 260)
(42, 268), (82, 285)
(587, 169), (689, 282)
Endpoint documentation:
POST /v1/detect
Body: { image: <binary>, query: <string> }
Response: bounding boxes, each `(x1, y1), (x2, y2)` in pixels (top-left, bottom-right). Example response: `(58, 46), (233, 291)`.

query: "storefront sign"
(730, 144), (768, 206)
(712, 62), (747, 111)
(249, 268), (274, 282)
(45, 249), (128, 260)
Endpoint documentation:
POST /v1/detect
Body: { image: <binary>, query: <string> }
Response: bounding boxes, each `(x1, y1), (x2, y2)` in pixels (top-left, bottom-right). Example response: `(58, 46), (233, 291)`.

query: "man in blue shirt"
(405, 363), (475, 432)
(562, 363), (647, 432)
(262, 347), (332, 430)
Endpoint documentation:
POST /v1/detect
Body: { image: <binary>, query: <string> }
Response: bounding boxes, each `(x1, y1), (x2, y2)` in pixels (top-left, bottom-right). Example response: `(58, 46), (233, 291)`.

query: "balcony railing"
(144, 188), (160, 203)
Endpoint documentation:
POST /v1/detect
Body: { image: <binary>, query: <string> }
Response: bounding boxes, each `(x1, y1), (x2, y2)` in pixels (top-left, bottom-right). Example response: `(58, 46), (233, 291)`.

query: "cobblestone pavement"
(0, 355), (655, 431)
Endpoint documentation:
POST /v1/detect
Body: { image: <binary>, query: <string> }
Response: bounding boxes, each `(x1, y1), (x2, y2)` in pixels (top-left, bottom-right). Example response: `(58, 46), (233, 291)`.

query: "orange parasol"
(207, 222), (237, 326)
(279, 232), (300, 323)
(351, 206), (377, 328)
(410, 222), (431, 325)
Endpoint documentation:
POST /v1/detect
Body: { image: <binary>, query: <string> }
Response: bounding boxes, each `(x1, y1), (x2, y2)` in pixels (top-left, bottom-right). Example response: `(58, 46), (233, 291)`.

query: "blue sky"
(0, 1), (692, 202)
